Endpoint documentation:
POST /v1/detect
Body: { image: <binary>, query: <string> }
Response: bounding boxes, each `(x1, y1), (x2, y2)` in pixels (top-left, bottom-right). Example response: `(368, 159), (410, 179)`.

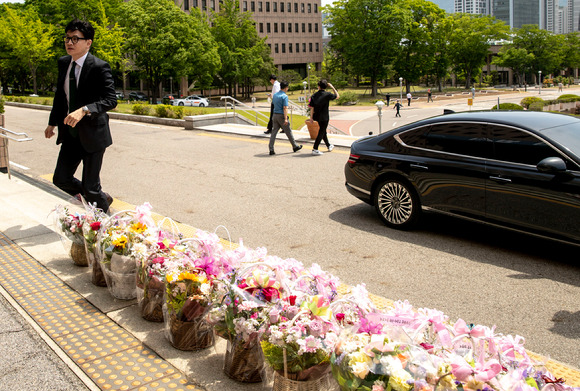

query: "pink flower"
(308, 319), (324, 337)
(336, 313), (345, 322)
(298, 336), (321, 353)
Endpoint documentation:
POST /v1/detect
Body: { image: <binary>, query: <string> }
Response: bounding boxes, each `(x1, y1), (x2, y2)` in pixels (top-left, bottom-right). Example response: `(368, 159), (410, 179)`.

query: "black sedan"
(345, 110), (580, 245)
(128, 91), (148, 101)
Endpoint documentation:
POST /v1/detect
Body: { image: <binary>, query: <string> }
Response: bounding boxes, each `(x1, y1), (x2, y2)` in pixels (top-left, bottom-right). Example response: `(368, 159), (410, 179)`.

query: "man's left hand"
(63, 108), (86, 128)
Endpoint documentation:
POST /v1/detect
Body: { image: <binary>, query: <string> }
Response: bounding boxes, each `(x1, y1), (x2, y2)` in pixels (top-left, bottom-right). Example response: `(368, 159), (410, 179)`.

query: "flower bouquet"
(135, 230), (185, 322)
(209, 258), (288, 383)
(331, 299), (574, 391)
(54, 205), (88, 266)
(261, 294), (339, 390)
(82, 206), (107, 286)
(164, 263), (215, 350)
(99, 206), (154, 300)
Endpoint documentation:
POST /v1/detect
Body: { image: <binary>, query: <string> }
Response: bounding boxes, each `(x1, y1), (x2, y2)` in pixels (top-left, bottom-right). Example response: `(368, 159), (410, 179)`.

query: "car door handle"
(489, 175), (512, 183)
(410, 163), (428, 170)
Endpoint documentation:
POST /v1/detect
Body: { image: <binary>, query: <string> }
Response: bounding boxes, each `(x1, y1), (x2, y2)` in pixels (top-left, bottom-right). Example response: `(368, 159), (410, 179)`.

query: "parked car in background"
(344, 110), (580, 245)
(161, 94), (175, 105)
(115, 91), (124, 100)
(171, 95), (209, 107)
(128, 91), (148, 101)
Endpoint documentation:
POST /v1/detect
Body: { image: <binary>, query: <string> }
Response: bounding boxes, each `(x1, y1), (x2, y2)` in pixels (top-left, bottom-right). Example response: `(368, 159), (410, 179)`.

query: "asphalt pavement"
(1, 87), (580, 390)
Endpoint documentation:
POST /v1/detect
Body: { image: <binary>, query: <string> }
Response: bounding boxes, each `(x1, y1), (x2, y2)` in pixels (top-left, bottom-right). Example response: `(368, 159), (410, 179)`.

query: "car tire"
(178, 102), (184, 106)
(374, 178), (420, 229)
(199, 103), (205, 107)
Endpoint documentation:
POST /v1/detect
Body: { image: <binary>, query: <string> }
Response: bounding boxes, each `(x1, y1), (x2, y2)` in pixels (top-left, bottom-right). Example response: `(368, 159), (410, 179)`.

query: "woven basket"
(223, 339), (263, 383)
(273, 371), (329, 391)
(70, 241), (89, 266)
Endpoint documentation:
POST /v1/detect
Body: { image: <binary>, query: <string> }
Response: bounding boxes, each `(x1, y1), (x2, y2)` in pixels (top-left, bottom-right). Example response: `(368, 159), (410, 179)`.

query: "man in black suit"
(45, 19), (117, 213)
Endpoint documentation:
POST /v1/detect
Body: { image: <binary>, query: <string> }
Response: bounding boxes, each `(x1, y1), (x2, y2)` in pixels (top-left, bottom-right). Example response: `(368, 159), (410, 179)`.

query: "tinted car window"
(422, 123), (488, 158)
(491, 125), (557, 165)
(398, 126), (429, 148)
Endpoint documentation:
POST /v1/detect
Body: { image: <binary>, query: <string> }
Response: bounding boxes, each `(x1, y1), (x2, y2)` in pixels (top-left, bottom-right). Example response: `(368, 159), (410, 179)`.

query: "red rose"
(288, 295), (297, 306)
(90, 221), (101, 231)
(335, 313), (345, 322)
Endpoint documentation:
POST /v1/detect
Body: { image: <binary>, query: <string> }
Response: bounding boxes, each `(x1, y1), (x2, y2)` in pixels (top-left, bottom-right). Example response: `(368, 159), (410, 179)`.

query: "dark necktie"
(68, 61), (78, 137)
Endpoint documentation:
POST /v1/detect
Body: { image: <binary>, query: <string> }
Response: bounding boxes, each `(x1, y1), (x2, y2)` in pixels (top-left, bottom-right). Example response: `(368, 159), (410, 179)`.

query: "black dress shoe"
(264, 131), (271, 134)
(269, 151), (275, 155)
(105, 192), (113, 206)
(293, 145), (303, 152)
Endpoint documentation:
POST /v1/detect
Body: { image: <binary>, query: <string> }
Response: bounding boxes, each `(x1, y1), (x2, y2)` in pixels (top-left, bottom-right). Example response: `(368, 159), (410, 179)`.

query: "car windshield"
(541, 122), (580, 159)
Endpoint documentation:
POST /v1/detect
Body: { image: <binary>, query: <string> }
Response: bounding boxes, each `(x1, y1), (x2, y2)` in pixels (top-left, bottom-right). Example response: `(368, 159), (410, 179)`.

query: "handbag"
(305, 119), (319, 140)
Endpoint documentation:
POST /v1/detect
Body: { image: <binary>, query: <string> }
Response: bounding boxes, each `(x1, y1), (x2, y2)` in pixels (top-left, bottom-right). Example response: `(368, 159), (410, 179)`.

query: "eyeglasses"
(64, 36), (88, 44)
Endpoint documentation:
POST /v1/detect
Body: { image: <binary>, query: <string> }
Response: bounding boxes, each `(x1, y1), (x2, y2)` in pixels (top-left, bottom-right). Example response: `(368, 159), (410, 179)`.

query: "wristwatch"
(82, 106), (90, 115)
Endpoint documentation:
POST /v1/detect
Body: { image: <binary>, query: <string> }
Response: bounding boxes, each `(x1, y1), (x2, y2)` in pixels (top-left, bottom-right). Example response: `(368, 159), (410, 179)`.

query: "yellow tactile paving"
(0, 232), (197, 390)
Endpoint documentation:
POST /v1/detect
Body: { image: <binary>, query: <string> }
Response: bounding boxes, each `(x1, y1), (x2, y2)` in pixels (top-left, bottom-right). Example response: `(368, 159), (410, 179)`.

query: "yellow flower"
(129, 222), (147, 234)
(388, 369), (413, 391)
(179, 272), (207, 283)
(351, 361), (371, 379)
(112, 235), (128, 249)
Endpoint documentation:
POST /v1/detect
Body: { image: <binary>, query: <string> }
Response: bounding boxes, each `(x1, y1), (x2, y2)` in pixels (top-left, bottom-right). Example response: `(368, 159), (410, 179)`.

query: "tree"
(448, 14), (508, 89)
(120, 0), (220, 102)
(429, 15), (453, 91)
(325, 0), (410, 97)
(393, 0), (446, 93)
(559, 32), (580, 76)
(211, 0), (273, 98)
(492, 47), (534, 86)
(511, 25), (564, 77)
(0, 6), (55, 94)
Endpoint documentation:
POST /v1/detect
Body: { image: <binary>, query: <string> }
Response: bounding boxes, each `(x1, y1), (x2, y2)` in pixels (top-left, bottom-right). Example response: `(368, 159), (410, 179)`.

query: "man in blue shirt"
(268, 81), (303, 155)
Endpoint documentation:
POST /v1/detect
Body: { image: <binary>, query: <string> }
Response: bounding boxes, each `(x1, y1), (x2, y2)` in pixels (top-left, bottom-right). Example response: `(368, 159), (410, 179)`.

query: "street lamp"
(538, 71), (542, 95)
(375, 100), (385, 134)
(399, 77), (403, 101)
(303, 81), (308, 112)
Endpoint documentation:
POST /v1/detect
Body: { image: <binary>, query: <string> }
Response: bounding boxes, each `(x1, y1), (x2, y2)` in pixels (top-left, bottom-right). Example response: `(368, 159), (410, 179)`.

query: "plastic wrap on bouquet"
(163, 303), (214, 351)
(101, 253), (137, 300)
(53, 204), (87, 266)
(87, 242), (107, 287)
(136, 275), (165, 322)
(223, 337), (263, 383)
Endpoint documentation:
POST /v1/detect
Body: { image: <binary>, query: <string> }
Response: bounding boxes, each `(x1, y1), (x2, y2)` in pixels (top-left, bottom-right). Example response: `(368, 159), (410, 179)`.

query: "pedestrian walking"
(427, 88), (433, 102)
(44, 19), (117, 213)
(406, 92), (412, 106)
(268, 81), (303, 155)
(558, 82), (563, 92)
(385, 92), (391, 106)
(393, 100), (402, 117)
(264, 74), (280, 134)
(309, 79), (339, 155)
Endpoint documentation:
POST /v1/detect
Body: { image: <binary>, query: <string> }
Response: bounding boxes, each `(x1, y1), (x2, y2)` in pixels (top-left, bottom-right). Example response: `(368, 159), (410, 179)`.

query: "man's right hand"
(44, 125), (55, 139)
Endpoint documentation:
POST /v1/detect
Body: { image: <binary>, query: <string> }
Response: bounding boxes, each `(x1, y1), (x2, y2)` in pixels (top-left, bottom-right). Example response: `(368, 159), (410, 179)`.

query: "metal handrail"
(0, 126), (33, 179)
(221, 96), (270, 126)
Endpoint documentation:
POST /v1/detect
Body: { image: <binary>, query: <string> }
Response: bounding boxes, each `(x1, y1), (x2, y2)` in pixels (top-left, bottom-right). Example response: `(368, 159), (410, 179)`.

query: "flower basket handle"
(157, 216), (182, 239)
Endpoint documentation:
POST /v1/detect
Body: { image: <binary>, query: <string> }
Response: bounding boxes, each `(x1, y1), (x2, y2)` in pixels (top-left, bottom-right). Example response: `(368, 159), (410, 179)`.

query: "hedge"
(491, 103), (524, 110)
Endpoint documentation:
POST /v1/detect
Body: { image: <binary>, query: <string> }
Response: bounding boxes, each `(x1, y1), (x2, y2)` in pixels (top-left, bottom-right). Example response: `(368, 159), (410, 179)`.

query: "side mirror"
(537, 157), (567, 173)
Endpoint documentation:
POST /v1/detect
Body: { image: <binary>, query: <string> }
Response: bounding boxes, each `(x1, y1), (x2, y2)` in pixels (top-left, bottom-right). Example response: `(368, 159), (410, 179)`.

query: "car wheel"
(199, 103), (205, 107)
(374, 178), (420, 229)
(179, 102), (184, 106)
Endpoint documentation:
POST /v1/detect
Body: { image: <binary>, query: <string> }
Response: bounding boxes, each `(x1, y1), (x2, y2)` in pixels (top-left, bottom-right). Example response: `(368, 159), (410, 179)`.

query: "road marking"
(9, 161), (29, 170)
(393, 122), (398, 127)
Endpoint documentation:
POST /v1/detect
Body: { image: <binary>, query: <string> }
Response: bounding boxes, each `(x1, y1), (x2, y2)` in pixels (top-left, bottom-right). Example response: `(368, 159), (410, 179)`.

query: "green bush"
(154, 104), (172, 118)
(529, 101), (545, 111)
(557, 94), (580, 100)
(172, 105), (184, 119)
(336, 91), (359, 105)
(0, 97), (4, 114)
(520, 96), (544, 109)
(132, 103), (150, 115)
(491, 103), (523, 110)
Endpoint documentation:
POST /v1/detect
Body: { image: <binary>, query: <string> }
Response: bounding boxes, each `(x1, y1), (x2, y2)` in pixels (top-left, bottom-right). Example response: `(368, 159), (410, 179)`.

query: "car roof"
(415, 111), (580, 134)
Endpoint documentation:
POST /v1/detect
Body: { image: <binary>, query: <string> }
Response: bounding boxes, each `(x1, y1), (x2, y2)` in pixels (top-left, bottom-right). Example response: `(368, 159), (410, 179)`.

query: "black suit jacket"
(49, 53), (117, 153)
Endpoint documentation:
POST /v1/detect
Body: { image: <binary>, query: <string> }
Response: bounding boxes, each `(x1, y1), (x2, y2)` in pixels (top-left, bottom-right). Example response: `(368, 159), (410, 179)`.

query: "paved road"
(3, 104), (580, 370)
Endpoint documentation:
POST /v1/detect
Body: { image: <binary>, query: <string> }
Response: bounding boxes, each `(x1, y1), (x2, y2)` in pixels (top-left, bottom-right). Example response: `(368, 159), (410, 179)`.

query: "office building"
(178, 0), (323, 75)
(454, 0), (491, 15)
